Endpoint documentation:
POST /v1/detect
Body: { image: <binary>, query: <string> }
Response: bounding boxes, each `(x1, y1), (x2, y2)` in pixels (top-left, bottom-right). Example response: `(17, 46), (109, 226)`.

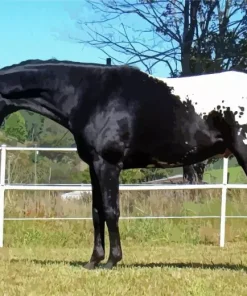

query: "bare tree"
(72, 0), (247, 183)
(74, 0), (247, 76)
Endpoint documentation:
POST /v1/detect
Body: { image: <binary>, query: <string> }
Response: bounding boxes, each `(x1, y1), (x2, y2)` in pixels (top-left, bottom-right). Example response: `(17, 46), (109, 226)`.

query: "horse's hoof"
(84, 262), (96, 270)
(102, 261), (117, 270)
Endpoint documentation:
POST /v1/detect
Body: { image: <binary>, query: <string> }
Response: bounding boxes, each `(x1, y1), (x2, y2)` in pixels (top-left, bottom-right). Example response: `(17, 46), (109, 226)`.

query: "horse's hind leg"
(183, 165), (197, 184)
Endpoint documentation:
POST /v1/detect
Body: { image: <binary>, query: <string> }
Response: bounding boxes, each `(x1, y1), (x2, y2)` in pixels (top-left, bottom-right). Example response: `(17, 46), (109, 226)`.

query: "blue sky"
(0, 1), (104, 66)
(0, 0), (171, 77)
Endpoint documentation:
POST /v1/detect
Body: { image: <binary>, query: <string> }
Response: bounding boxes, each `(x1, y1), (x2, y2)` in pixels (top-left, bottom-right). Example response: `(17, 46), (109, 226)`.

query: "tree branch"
(71, 0), (247, 76)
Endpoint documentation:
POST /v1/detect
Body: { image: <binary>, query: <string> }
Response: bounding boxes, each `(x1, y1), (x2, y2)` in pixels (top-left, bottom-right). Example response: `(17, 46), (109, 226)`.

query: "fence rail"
(0, 144), (245, 249)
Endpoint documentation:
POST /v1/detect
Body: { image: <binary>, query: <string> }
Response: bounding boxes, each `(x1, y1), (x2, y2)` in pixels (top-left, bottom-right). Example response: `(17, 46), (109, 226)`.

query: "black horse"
(0, 59), (247, 269)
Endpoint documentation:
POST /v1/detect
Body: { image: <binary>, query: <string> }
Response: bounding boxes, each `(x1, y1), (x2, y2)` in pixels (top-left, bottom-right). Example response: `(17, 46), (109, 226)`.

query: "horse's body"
(1, 59), (247, 269)
(158, 71), (247, 127)
(162, 71), (247, 184)
(130, 70), (247, 183)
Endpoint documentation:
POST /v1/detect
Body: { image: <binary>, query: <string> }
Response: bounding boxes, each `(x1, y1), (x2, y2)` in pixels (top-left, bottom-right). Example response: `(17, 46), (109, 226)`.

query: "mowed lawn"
(1, 242), (247, 296)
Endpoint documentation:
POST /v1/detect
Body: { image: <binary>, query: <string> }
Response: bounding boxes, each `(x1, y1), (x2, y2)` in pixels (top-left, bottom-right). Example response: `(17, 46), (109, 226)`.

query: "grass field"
(3, 217), (247, 295)
(204, 165), (247, 184)
(1, 242), (247, 295)
(3, 184), (247, 295)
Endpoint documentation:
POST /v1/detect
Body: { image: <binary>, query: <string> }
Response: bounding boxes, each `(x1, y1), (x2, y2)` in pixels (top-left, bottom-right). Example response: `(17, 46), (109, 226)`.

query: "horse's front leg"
(84, 165), (105, 270)
(90, 154), (122, 269)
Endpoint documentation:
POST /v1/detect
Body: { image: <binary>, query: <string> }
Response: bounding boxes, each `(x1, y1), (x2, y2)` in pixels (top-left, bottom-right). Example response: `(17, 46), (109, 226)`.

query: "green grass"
(204, 166), (247, 184)
(4, 217), (247, 248)
(1, 243), (247, 295)
(3, 188), (247, 294)
(4, 188), (247, 248)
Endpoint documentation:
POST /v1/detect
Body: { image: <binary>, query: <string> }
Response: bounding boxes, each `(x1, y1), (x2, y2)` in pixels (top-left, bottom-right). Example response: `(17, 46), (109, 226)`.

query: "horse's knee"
(104, 208), (120, 222)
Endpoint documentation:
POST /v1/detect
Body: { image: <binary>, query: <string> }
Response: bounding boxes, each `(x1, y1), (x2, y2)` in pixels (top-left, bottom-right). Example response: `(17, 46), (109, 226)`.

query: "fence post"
(0, 144), (6, 248)
(106, 58), (111, 66)
(220, 157), (228, 248)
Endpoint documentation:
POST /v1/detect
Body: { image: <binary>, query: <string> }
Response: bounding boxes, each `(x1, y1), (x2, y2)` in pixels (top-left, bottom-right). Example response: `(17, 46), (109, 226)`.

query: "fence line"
(5, 216), (247, 221)
(0, 144), (245, 249)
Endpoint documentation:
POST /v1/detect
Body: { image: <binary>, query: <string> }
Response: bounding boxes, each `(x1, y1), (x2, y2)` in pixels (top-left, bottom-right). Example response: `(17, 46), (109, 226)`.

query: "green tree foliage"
(4, 112), (28, 143)
(38, 118), (75, 162)
(79, 167), (176, 184)
(81, 167), (91, 183)
(120, 169), (146, 184)
(20, 111), (45, 142)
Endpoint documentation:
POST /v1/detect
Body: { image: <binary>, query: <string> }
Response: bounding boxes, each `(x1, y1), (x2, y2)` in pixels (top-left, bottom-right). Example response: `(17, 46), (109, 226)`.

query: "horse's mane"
(0, 58), (173, 94)
(0, 58), (114, 71)
(0, 58), (139, 71)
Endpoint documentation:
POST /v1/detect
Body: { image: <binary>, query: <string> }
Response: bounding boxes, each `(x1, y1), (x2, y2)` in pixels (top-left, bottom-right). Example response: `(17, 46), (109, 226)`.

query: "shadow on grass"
(9, 259), (247, 272)
(124, 262), (247, 272)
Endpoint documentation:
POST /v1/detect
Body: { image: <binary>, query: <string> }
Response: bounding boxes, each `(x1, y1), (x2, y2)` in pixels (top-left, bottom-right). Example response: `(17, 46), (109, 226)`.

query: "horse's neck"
(0, 97), (70, 133)
(0, 67), (70, 129)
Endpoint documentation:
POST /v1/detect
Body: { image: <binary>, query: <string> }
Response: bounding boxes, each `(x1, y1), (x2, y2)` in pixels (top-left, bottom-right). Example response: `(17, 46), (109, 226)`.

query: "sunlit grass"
(204, 165), (247, 184)
(1, 243), (247, 295)
(3, 187), (247, 294)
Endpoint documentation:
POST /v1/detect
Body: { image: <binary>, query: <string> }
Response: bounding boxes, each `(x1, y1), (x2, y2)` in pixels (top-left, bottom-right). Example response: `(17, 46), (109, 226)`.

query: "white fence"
(1, 144), (247, 249)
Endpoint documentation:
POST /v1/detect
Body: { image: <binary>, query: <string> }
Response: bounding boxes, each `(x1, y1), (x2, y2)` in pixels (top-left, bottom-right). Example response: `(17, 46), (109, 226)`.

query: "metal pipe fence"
(1, 144), (247, 248)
